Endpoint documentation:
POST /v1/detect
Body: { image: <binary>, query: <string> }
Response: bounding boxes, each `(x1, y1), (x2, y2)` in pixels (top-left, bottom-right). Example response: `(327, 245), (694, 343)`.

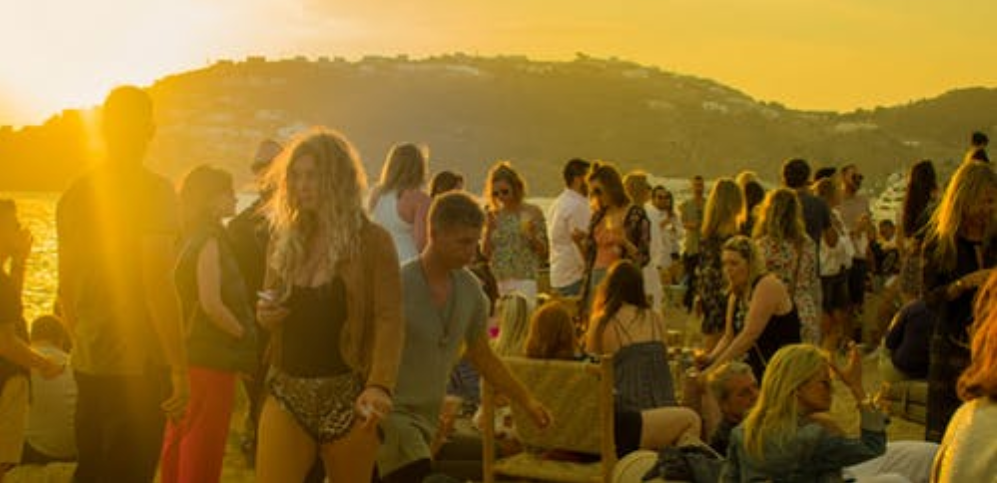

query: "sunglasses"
(492, 188), (511, 197)
(591, 187), (603, 196)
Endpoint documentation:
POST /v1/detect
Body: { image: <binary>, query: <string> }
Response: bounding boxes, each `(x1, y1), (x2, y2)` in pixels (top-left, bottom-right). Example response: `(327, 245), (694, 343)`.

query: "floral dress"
(488, 208), (547, 281)
(696, 234), (730, 334)
(623, 204), (652, 268)
(756, 237), (820, 344)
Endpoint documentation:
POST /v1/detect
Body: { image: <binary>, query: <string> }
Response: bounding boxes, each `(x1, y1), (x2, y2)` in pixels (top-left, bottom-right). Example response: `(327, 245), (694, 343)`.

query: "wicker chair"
(883, 379), (928, 425)
(482, 356), (616, 483)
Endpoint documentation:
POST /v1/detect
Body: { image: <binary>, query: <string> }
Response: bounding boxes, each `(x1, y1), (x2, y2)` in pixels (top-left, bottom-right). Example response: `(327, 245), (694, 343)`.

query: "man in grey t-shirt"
(377, 192), (551, 483)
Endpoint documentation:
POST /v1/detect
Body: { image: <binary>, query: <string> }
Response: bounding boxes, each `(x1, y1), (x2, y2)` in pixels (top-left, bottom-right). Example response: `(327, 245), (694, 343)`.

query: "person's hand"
(831, 342), (864, 401)
(693, 351), (711, 370)
(524, 398), (552, 429)
(162, 370), (190, 423)
(256, 291), (289, 330)
(355, 385), (393, 429)
(228, 323), (246, 340)
(35, 356), (64, 380)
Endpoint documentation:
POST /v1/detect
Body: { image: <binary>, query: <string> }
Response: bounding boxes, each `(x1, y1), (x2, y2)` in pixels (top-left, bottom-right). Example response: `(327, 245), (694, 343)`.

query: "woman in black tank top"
(699, 236), (801, 379)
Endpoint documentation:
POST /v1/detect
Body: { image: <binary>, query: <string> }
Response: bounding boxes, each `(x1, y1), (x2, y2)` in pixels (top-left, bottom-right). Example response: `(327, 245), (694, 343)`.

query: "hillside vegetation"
(0, 54), (994, 192)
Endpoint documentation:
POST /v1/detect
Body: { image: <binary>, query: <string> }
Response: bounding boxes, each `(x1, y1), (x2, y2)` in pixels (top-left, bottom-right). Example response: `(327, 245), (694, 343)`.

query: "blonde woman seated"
(698, 236), (801, 379)
(476, 292), (532, 441)
(722, 343), (938, 482)
(584, 261), (702, 456)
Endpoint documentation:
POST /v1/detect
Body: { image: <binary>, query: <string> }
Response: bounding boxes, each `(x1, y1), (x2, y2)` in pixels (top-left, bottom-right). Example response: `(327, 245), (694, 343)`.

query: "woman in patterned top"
(482, 161), (549, 306)
(696, 178), (743, 352)
(753, 188), (820, 345)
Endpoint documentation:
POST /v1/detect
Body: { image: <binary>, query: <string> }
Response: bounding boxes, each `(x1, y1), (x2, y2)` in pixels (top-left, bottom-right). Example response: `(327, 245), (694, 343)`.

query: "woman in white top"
(368, 143), (432, 265)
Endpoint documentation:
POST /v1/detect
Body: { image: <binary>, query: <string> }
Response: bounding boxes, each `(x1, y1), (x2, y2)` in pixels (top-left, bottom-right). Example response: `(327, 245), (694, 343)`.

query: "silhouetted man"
(57, 86), (189, 483)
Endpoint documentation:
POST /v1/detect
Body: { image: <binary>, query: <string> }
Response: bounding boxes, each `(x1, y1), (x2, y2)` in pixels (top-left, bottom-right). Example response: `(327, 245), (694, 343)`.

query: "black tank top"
(279, 277), (350, 377)
(734, 276), (802, 378)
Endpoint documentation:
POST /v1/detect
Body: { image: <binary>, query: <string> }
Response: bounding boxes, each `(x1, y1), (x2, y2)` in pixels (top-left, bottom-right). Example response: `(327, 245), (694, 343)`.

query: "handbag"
(642, 443), (723, 483)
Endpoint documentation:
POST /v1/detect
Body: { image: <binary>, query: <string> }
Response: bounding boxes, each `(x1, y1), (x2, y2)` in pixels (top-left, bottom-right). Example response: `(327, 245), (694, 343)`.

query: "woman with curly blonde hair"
(921, 160), (996, 441)
(255, 128), (404, 482)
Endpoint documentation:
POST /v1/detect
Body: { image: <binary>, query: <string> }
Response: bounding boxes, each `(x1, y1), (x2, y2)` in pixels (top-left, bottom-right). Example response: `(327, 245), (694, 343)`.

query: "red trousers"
(160, 366), (237, 483)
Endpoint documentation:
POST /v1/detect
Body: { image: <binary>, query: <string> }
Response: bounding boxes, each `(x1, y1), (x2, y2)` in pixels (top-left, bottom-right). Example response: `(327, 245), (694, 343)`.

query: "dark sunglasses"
(591, 187), (603, 196)
(492, 188), (511, 197)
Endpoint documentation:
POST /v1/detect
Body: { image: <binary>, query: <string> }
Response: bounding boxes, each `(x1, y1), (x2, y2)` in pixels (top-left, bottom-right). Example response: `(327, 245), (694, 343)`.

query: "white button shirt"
(546, 188), (591, 289)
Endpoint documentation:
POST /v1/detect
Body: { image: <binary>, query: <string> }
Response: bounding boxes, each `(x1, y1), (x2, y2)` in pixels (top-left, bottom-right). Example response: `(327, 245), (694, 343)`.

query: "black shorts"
(847, 260), (867, 305)
(821, 271), (851, 313)
(614, 410), (642, 458)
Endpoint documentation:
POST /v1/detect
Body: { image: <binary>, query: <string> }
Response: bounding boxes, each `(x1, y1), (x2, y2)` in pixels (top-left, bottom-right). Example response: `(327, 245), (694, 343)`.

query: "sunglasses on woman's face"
(590, 187), (603, 196)
(492, 188), (511, 197)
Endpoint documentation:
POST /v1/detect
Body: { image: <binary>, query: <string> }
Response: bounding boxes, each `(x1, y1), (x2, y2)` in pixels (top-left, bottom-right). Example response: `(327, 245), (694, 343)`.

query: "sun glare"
(0, 0), (223, 127)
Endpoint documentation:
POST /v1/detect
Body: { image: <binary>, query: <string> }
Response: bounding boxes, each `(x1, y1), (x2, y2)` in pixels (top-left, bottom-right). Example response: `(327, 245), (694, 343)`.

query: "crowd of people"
(0, 85), (994, 483)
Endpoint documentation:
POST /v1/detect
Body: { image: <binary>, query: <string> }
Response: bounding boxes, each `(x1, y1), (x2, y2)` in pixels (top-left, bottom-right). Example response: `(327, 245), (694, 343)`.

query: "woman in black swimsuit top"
(699, 236), (801, 379)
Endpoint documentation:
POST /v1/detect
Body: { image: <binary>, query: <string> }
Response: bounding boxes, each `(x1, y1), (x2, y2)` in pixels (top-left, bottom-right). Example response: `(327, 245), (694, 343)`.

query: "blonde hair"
(492, 292), (531, 357)
(722, 235), (767, 293)
(922, 161), (996, 271)
(369, 143), (428, 209)
(753, 188), (808, 246)
(263, 128), (367, 299)
(702, 178), (743, 239)
(484, 161), (527, 210)
(742, 344), (828, 459)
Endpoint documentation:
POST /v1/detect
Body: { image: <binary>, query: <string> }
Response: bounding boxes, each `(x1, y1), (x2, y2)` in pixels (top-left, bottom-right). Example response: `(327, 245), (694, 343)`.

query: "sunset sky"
(1, 0), (995, 126)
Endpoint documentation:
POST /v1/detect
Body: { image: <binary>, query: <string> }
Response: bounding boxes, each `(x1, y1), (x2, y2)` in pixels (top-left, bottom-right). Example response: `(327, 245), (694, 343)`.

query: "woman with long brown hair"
(695, 178), (743, 351)
(753, 188), (820, 344)
(585, 260), (701, 455)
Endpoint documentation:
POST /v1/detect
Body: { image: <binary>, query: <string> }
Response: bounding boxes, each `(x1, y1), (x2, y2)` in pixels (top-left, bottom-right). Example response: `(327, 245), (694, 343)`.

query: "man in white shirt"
(23, 315), (77, 463)
(546, 159), (591, 297)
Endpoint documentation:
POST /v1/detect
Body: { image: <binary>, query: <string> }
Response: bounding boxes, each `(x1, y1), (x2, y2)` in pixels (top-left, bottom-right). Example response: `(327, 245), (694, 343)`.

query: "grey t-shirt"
(378, 259), (489, 475)
(394, 260), (489, 421)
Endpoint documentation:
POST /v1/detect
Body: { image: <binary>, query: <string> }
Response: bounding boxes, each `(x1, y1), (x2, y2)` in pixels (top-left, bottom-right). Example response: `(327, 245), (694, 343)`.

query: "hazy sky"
(1, 0), (995, 126)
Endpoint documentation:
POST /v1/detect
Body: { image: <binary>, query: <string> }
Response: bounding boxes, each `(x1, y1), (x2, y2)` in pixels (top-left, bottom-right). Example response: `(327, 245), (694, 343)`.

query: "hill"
(0, 54), (995, 193)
